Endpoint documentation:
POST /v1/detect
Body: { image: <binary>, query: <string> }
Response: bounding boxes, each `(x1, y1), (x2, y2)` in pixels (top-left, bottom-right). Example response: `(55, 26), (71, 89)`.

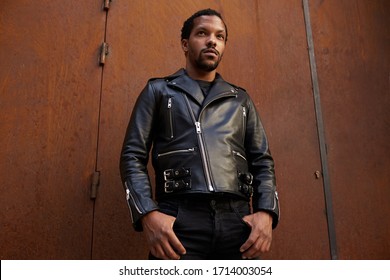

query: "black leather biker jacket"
(120, 69), (279, 231)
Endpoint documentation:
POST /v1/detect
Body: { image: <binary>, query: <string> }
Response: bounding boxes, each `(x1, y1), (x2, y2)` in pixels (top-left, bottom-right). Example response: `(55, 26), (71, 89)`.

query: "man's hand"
(240, 211), (273, 259)
(141, 210), (186, 259)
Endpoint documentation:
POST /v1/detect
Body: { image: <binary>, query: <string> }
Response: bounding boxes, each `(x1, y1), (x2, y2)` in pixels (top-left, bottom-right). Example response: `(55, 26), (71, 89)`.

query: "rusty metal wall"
(92, 0), (330, 260)
(91, 0), (390, 259)
(0, 0), (106, 259)
(1, 0), (388, 260)
(309, 0), (390, 259)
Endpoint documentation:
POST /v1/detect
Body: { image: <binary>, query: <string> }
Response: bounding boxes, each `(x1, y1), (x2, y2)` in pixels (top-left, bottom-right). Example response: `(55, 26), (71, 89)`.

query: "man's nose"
(206, 35), (217, 47)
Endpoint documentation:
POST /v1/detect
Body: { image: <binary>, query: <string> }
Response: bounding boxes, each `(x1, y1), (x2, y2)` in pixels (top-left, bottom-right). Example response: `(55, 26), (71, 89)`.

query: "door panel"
(0, 0), (106, 259)
(245, 0), (330, 259)
(92, 0), (189, 260)
(309, 0), (390, 259)
(93, 0), (329, 259)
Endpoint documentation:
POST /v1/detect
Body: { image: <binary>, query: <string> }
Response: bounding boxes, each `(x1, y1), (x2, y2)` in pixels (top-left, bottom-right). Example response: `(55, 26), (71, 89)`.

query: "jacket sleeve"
(120, 81), (159, 231)
(245, 96), (280, 229)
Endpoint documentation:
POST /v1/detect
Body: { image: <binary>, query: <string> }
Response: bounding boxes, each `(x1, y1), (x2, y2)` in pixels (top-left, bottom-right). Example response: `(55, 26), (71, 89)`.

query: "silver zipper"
(233, 150), (247, 161)
(125, 182), (142, 215)
(195, 121), (214, 191)
(178, 90), (238, 192)
(183, 95), (214, 192)
(157, 147), (195, 158)
(242, 106), (247, 141)
(167, 98), (173, 139)
(273, 191), (280, 214)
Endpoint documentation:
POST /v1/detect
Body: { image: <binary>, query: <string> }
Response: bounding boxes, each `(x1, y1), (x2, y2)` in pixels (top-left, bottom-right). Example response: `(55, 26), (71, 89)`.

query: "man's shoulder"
(216, 73), (248, 94)
(224, 81), (248, 95)
(147, 76), (166, 84)
(147, 69), (185, 84)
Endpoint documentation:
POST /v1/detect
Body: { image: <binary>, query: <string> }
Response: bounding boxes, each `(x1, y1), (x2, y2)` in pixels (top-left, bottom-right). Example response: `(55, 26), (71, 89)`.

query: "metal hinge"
(90, 171), (100, 199)
(99, 42), (109, 66)
(103, 0), (112, 10)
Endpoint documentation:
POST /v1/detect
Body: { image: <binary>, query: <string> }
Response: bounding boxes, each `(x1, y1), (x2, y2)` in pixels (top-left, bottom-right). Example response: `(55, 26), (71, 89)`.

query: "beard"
(194, 50), (223, 72)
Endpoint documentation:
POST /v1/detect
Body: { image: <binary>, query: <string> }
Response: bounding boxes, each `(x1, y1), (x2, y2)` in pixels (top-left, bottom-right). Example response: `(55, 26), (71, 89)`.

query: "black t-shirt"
(196, 80), (213, 96)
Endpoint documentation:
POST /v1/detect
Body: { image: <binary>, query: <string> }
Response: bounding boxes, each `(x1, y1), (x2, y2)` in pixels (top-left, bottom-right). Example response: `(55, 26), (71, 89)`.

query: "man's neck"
(185, 65), (216, 82)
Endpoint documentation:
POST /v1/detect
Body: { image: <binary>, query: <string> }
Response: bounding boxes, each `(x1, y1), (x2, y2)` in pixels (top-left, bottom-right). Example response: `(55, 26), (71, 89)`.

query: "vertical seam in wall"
(90, 6), (109, 260)
(302, 0), (338, 260)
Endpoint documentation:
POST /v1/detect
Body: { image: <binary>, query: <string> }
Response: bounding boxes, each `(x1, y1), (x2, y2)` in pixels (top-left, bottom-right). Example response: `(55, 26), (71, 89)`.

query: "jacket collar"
(166, 68), (238, 105)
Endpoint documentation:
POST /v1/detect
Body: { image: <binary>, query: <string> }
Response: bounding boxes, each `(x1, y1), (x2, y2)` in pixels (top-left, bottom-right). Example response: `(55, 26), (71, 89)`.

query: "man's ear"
(181, 39), (188, 53)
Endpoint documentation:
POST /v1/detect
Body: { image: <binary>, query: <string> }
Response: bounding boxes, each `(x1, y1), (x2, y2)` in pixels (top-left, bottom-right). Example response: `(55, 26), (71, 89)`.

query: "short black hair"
(181, 8), (228, 42)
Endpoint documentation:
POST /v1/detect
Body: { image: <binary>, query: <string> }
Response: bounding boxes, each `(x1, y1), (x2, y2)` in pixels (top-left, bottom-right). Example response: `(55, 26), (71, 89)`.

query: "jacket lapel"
(166, 69), (204, 106)
(204, 74), (238, 105)
(166, 69), (238, 106)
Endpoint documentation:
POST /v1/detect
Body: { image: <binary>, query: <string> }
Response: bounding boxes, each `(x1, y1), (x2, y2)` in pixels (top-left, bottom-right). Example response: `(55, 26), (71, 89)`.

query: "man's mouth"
(202, 48), (219, 57)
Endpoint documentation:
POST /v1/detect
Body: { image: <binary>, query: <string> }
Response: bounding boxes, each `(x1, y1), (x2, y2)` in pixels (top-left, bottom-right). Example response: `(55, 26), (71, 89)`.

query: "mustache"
(201, 48), (220, 56)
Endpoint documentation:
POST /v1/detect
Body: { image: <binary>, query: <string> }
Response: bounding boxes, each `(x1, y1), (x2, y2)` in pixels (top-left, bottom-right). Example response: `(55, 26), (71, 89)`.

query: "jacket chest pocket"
(242, 106), (247, 142)
(160, 97), (175, 140)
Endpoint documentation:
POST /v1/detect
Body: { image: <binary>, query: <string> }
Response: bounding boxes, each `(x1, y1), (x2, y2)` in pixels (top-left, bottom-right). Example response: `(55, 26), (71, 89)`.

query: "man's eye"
(217, 34), (225, 40)
(198, 31), (206, 36)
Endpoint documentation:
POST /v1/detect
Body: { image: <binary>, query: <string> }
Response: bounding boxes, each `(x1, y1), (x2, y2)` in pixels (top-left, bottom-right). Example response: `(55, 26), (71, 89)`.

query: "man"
(120, 8), (279, 260)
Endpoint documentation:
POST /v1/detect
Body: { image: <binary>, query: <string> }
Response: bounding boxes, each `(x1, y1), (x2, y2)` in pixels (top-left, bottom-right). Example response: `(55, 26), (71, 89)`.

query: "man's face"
(182, 15), (227, 72)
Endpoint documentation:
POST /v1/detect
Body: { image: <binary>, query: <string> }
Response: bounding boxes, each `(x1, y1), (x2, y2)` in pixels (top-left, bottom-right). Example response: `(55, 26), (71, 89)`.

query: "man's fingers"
(241, 231), (272, 259)
(168, 231), (187, 256)
(142, 211), (186, 259)
(162, 243), (181, 260)
(240, 212), (273, 259)
(240, 233), (255, 253)
(151, 244), (168, 260)
(151, 238), (182, 260)
(160, 232), (187, 259)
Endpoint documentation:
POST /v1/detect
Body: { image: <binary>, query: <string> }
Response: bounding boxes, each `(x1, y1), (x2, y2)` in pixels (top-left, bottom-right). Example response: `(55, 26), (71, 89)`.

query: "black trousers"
(149, 195), (251, 260)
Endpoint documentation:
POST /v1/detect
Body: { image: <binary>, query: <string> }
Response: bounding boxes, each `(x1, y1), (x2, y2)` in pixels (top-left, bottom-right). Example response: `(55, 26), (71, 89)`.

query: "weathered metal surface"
(309, 0), (390, 259)
(246, 0), (331, 259)
(0, 0), (106, 259)
(303, 0), (338, 259)
(92, 0), (330, 259)
(2, 0), (387, 260)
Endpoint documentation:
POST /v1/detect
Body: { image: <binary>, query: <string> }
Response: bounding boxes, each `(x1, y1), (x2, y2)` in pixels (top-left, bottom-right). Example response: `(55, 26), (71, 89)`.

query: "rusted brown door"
(309, 0), (390, 259)
(91, 0), (330, 259)
(0, 1), (106, 259)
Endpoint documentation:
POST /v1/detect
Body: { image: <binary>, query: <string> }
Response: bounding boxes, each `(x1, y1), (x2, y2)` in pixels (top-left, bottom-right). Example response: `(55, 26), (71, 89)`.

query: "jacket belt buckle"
(164, 179), (191, 193)
(164, 181), (174, 193)
(164, 168), (191, 181)
(164, 169), (174, 181)
(239, 184), (253, 198)
(163, 168), (191, 193)
(238, 172), (254, 198)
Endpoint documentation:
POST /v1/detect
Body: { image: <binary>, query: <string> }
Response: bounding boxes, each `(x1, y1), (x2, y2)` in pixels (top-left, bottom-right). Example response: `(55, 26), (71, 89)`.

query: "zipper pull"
(243, 107), (247, 117)
(168, 98), (172, 108)
(126, 188), (130, 201)
(195, 122), (201, 134)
